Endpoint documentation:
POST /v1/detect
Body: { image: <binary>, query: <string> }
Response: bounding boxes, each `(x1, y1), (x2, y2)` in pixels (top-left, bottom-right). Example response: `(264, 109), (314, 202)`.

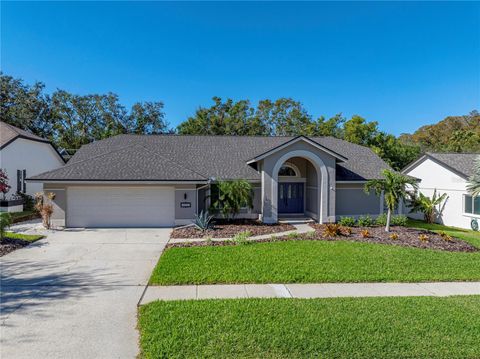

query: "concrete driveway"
(0, 228), (171, 359)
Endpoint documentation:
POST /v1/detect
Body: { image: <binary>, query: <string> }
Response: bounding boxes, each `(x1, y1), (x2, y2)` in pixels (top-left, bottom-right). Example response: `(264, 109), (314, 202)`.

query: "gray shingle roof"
(0, 121), (50, 149)
(428, 153), (479, 178)
(29, 135), (392, 182)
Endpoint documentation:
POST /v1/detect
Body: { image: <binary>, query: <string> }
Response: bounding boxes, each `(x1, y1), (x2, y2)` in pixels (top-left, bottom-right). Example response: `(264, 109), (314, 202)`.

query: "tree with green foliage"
(178, 97), (266, 136)
(1, 73), (171, 151)
(409, 189), (448, 224)
(210, 180), (253, 221)
(365, 169), (418, 232)
(467, 156), (480, 197)
(399, 110), (480, 153)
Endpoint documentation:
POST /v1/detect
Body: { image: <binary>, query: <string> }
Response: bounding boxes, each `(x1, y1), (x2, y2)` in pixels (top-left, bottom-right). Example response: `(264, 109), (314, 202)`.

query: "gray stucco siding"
(335, 183), (380, 217)
(260, 140), (336, 222)
(174, 186), (197, 220)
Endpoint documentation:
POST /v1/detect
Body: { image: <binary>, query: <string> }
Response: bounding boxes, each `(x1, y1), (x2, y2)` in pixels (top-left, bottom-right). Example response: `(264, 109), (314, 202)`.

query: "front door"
(278, 183), (304, 213)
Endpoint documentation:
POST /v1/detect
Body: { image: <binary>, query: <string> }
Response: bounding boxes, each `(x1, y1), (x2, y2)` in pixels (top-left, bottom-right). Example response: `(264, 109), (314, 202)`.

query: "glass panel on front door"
(278, 183), (304, 213)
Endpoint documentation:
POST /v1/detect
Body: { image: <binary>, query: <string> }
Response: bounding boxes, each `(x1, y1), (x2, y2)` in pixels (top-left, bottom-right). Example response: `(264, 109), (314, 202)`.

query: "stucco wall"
(44, 183), (67, 227)
(404, 158), (476, 229)
(335, 183), (380, 217)
(174, 186), (197, 220)
(306, 160), (318, 218)
(260, 140), (336, 223)
(1, 139), (64, 197)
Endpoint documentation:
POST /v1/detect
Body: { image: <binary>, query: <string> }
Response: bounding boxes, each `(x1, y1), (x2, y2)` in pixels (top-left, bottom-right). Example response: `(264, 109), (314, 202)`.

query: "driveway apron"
(0, 228), (170, 359)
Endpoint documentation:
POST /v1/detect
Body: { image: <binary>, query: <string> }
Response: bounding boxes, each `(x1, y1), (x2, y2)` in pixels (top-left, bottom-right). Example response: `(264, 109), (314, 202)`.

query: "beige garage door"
(67, 186), (175, 228)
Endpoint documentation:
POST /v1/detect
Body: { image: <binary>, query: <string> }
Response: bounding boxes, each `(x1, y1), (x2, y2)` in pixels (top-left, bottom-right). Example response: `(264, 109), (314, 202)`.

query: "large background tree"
(2, 73), (477, 170)
(399, 111), (480, 153)
(1, 73), (171, 151)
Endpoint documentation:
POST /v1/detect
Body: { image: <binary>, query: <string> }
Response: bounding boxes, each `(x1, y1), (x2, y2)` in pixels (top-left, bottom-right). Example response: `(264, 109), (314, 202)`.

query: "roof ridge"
(138, 144), (208, 179)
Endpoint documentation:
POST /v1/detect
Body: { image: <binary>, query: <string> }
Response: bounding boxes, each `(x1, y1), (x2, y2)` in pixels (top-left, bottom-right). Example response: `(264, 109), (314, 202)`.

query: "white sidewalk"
(140, 282), (480, 304)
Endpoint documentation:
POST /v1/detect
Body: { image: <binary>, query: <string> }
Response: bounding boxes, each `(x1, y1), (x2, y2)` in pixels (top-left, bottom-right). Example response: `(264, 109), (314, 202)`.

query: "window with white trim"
(464, 195), (480, 215)
(278, 164), (298, 177)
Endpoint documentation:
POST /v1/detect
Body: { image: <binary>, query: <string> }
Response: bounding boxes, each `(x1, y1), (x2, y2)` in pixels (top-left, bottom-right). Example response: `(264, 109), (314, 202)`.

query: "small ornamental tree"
(35, 192), (56, 229)
(0, 169), (11, 200)
(365, 169), (418, 232)
(409, 189), (448, 224)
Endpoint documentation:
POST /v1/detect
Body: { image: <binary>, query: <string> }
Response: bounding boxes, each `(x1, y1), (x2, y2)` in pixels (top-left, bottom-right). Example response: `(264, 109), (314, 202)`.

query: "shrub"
(194, 210), (214, 232)
(375, 213), (387, 226)
(391, 215), (408, 226)
(16, 192), (35, 212)
(389, 233), (399, 240)
(357, 215), (374, 227)
(360, 229), (371, 238)
(341, 226), (352, 236)
(0, 169), (11, 200)
(323, 223), (342, 237)
(0, 212), (12, 240)
(233, 231), (252, 245)
(439, 231), (453, 242)
(288, 232), (299, 239)
(418, 234), (429, 242)
(338, 216), (356, 227)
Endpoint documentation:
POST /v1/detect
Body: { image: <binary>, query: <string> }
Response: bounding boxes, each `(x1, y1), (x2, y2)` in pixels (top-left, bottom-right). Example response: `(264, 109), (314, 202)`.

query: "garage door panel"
(67, 187), (175, 228)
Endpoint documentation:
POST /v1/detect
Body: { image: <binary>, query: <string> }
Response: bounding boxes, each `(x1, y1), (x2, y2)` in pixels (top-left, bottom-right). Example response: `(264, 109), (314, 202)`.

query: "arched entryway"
(271, 150), (329, 223)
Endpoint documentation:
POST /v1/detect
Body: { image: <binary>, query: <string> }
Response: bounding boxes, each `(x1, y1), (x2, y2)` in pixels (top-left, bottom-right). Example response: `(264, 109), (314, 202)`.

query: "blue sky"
(2, 1), (479, 135)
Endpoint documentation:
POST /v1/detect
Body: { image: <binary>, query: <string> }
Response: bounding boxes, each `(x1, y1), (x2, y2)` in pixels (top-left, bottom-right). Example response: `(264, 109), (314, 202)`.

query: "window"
(464, 195), (480, 215)
(278, 164), (297, 177)
(16, 169), (26, 194)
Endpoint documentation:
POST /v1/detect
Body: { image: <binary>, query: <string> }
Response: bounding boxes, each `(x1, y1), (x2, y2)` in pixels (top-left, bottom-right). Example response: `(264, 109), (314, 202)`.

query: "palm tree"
(210, 179), (253, 221)
(409, 189), (448, 224)
(467, 155), (480, 197)
(365, 169), (418, 232)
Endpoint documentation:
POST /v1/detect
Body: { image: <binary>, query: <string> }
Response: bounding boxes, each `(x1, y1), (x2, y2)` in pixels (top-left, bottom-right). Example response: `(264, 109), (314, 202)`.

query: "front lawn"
(139, 296), (480, 359)
(150, 237), (480, 284)
(407, 219), (480, 248)
(4, 232), (45, 242)
(0, 232), (45, 256)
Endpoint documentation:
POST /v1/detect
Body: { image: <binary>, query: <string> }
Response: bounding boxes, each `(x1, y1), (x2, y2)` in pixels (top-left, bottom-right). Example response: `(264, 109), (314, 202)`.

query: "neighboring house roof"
(0, 121), (66, 163)
(28, 134), (392, 182)
(402, 152), (479, 179)
(0, 121), (51, 149)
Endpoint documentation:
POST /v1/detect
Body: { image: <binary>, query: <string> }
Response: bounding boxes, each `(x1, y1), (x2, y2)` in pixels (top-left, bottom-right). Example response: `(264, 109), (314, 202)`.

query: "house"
(0, 121), (65, 200)
(28, 134), (392, 228)
(402, 152), (479, 230)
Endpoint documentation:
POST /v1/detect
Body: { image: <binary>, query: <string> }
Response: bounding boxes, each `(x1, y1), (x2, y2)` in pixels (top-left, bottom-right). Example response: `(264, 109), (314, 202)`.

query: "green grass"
(150, 237), (480, 284)
(138, 296), (480, 359)
(4, 232), (44, 242)
(10, 210), (36, 220)
(407, 219), (480, 248)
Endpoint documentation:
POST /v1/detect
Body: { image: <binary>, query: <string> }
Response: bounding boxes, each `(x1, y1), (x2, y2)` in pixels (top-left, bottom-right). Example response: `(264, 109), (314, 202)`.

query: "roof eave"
(246, 135), (348, 164)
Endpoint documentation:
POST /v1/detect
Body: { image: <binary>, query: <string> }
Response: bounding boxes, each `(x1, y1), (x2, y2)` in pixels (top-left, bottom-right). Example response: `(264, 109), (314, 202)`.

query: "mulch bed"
(170, 219), (295, 239)
(309, 224), (478, 253)
(166, 223), (478, 253)
(0, 237), (33, 257)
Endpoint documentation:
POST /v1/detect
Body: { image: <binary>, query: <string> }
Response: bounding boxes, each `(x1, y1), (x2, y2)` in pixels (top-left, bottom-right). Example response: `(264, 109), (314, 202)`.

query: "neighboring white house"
(0, 121), (65, 198)
(402, 153), (479, 230)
